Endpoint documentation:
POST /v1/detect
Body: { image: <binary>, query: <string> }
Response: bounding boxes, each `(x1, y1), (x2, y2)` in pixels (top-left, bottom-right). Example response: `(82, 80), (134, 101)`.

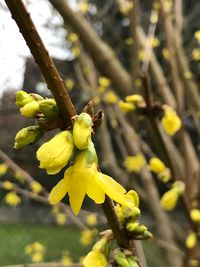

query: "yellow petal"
(49, 176), (69, 204)
(68, 171), (87, 215)
(87, 177), (105, 204)
(96, 173), (127, 206)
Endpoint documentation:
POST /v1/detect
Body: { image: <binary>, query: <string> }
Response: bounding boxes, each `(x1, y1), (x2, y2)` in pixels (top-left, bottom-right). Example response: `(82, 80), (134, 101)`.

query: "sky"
(0, 0), (72, 96)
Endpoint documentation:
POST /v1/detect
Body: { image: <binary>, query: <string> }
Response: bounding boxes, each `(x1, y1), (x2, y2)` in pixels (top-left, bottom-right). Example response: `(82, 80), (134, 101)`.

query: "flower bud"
(125, 94), (144, 105)
(16, 90), (35, 107)
(119, 100), (135, 112)
(186, 232), (197, 249)
(142, 231), (153, 239)
(73, 113), (93, 150)
(20, 101), (40, 118)
(123, 206), (141, 220)
(127, 256), (139, 267)
(37, 130), (74, 175)
(190, 209), (200, 224)
(125, 190), (139, 207)
(134, 224), (147, 234)
(14, 126), (43, 149)
(39, 99), (59, 118)
(160, 188), (179, 211)
(126, 222), (139, 232)
(161, 106), (182, 136)
(149, 157), (166, 173)
(114, 251), (130, 267)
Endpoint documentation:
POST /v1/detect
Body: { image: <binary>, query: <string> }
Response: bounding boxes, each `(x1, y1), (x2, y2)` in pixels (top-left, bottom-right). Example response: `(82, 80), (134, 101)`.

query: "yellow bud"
(20, 101), (40, 118)
(39, 99), (59, 118)
(158, 168), (171, 183)
(149, 157), (166, 173)
(0, 163), (8, 176)
(125, 190), (139, 207)
(126, 222), (139, 232)
(14, 126), (43, 149)
(86, 213), (97, 226)
(104, 91), (119, 104)
(31, 252), (44, 263)
(55, 213), (67, 225)
(192, 49), (200, 61)
(142, 231), (153, 239)
(4, 192), (21, 206)
(184, 71), (192, 79)
(83, 250), (107, 267)
(99, 77), (111, 88)
(194, 30), (200, 43)
(61, 252), (72, 265)
(68, 32), (79, 43)
(119, 100), (135, 112)
(73, 113), (93, 150)
(30, 181), (42, 194)
(186, 232), (197, 249)
(125, 94), (144, 104)
(160, 189), (179, 211)
(161, 106), (182, 136)
(162, 48), (171, 60)
(80, 2), (89, 13)
(37, 130), (74, 175)
(80, 229), (97, 246)
(15, 90), (35, 107)
(2, 180), (14, 190)
(14, 170), (25, 183)
(65, 79), (75, 91)
(124, 154), (146, 173)
(149, 37), (160, 48)
(190, 209), (200, 224)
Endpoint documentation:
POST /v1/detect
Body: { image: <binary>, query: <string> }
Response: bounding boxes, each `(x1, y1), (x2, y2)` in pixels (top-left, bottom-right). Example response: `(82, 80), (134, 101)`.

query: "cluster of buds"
(115, 190), (152, 240)
(113, 249), (139, 267)
(14, 90), (61, 149)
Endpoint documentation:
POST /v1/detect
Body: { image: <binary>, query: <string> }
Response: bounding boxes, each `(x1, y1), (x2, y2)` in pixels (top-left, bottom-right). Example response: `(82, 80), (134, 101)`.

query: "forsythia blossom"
(49, 142), (127, 215)
(124, 154), (146, 173)
(161, 106), (182, 136)
(4, 192), (21, 206)
(37, 131), (74, 175)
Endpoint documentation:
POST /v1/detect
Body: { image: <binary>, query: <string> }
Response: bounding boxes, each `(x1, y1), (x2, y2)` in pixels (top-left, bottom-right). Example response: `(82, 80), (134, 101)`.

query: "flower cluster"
(115, 190), (152, 240)
(37, 112), (128, 215)
(25, 242), (46, 263)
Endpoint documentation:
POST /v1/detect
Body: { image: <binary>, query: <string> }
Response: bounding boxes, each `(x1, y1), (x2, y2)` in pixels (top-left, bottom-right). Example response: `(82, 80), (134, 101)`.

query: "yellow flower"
(124, 154), (146, 173)
(14, 170), (25, 183)
(99, 77), (111, 88)
(150, 10), (158, 24)
(192, 49), (200, 61)
(125, 94), (144, 104)
(80, 229), (97, 246)
(49, 142), (127, 215)
(0, 163), (8, 176)
(2, 181), (14, 190)
(25, 241), (45, 256)
(104, 91), (119, 104)
(55, 213), (67, 225)
(190, 209), (200, 224)
(186, 232), (197, 249)
(30, 181), (42, 194)
(65, 79), (75, 91)
(149, 157), (166, 173)
(83, 250), (107, 267)
(163, 0), (173, 12)
(86, 213), (97, 226)
(118, 0), (133, 15)
(73, 113), (93, 150)
(67, 33), (79, 43)
(80, 2), (89, 13)
(160, 189), (178, 211)
(149, 37), (160, 48)
(37, 130), (74, 175)
(20, 101), (40, 118)
(61, 251), (72, 265)
(184, 71), (192, 80)
(31, 252), (44, 263)
(119, 100), (135, 112)
(194, 30), (200, 43)
(4, 192), (21, 206)
(125, 190), (139, 207)
(161, 106), (182, 136)
(162, 48), (171, 60)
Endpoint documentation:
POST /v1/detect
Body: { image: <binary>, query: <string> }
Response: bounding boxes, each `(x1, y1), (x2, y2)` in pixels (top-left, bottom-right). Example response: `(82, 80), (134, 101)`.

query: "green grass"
(0, 222), (89, 266)
(0, 223), (167, 266)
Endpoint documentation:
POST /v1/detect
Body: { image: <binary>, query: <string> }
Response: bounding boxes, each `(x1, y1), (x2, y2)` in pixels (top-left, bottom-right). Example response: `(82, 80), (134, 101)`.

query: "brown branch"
(4, 0), (139, 258)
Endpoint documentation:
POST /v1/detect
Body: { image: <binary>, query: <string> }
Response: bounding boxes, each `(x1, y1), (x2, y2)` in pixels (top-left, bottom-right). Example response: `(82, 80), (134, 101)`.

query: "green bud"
(73, 112), (93, 150)
(14, 126), (43, 149)
(127, 256), (139, 267)
(16, 90), (35, 107)
(30, 93), (44, 102)
(126, 222), (139, 232)
(39, 99), (59, 118)
(142, 231), (153, 239)
(123, 206), (140, 221)
(20, 101), (40, 118)
(114, 251), (130, 267)
(134, 225), (147, 234)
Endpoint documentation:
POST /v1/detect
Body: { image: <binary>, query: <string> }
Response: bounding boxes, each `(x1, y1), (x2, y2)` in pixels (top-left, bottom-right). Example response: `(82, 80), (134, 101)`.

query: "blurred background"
(0, 0), (200, 266)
